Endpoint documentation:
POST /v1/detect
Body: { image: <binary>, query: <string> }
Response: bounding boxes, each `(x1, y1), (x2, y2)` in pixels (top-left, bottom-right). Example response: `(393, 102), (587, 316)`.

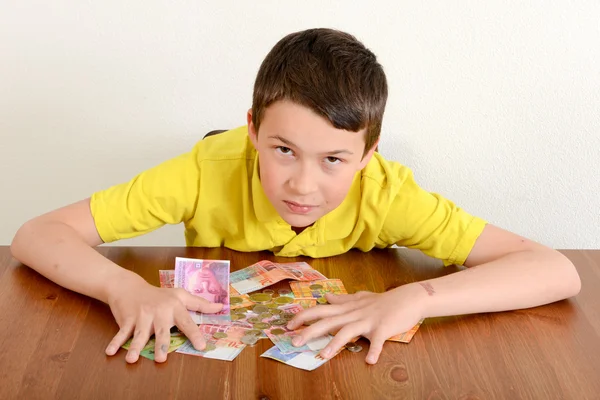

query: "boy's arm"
(10, 198), (140, 302)
(288, 224), (581, 365)
(10, 198), (221, 363)
(417, 223), (581, 318)
(374, 165), (581, 308)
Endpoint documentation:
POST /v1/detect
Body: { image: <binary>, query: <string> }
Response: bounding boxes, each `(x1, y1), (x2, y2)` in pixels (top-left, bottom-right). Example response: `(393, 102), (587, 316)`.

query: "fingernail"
(321, 348), (331, 358)
(287, 321), (295, 329)
(367, 356), (376, 364)
(292, 336), (303, 346)
(128, 350), (138, 359)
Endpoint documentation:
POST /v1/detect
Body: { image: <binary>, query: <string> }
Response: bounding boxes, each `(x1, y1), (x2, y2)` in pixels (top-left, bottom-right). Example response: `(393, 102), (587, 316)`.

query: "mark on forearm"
(418, 282), (435, 296)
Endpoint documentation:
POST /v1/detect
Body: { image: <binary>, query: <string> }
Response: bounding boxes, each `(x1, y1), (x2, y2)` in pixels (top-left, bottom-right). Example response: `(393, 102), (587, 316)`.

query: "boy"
(10, 28), (581, 365)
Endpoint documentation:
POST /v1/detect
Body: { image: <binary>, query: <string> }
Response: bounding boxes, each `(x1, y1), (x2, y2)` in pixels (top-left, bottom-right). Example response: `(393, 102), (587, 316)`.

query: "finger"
(177, 289), (224, 313)
(105, 321), (135, 356)
(365, 333), (387, 364)
(125, 315), (154, 363)
(152, 320), (172, 363)
(287, 304), (348, 330)
(319, 322), (364, 359)
(174, 306), (206, 351)
(292, 311), (359, 347)
(325, 291), (372, 305)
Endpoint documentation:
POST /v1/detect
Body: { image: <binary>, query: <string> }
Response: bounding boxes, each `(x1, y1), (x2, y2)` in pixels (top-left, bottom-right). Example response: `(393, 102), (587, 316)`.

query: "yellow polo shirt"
(90, 126), (486, 266)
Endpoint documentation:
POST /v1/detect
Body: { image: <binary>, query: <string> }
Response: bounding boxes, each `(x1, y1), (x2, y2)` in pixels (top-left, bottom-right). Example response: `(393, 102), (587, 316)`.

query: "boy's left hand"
(286, 283), (427, 364)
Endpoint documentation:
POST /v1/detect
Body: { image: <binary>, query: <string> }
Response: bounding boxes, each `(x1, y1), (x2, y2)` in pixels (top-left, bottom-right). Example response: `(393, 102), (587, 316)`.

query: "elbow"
(10, 223), (26, 261)
(10, 219), (36, 263)
(567, 267), (582, 298)
(556, 251), (581, 299)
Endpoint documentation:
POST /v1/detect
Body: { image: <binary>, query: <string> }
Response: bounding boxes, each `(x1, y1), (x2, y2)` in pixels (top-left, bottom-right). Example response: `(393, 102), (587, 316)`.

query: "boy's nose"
(288, 165), (319, 195)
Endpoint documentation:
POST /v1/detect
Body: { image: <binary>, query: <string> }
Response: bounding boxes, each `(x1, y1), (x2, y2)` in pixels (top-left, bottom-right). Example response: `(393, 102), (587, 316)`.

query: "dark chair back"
(203, 129), (228, 139)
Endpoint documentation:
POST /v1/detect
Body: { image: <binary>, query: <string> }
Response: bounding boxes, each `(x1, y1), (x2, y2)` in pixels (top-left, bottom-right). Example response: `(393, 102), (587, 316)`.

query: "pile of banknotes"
(123, 257), (423, 371)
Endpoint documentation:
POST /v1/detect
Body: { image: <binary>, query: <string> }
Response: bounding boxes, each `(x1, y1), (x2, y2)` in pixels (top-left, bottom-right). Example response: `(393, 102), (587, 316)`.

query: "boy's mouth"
(283, 200), (318, 215)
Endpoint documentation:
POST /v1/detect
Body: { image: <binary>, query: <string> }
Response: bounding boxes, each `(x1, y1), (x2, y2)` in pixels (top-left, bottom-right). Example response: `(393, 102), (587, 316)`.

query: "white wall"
(1, 1), (599, 248)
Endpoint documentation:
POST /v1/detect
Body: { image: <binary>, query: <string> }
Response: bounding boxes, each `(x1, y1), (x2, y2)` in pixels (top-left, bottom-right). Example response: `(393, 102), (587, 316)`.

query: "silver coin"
(241, 335), (259, 346)
(346, 344), (363, 353)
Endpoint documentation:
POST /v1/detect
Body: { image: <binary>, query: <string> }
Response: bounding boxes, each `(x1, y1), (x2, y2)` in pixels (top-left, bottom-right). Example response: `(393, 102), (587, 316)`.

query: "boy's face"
(248, 100), (378, 228)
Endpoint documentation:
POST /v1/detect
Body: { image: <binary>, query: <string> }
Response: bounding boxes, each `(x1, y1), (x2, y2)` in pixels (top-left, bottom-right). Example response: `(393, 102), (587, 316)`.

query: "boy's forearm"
(418, 249), (581, 318)
(10, 221), (145, 303)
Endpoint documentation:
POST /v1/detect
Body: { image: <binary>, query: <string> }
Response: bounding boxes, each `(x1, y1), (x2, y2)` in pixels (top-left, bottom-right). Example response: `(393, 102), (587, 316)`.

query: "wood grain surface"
(0, 246), (598, 400)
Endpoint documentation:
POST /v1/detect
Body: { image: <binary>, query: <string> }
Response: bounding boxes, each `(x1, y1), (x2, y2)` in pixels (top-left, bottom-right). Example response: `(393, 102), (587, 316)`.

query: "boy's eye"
(276, 146), (293, 155)
(325, 156), (341, 165)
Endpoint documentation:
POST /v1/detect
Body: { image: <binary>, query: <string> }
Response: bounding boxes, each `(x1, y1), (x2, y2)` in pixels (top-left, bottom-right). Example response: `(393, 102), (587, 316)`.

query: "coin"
(235, 307), (248, 314)
(230, 296), (243, 305)
(280, 313), (295, 320)
(213, 332), (228, 339)
(258, 312), (272, 320)
(247, 317), (260, 324)
(317, 296), (328, 304)
(270, 328), (286, 335)
(309, 284), (324, 290)
(274, 296), (293, 305)
(262, 289), (275, 294)
(253, 322), (270, 330)
(249, 293), (272, 303)
(241, 335), (259, 346)
(270, 319), (288, 326)
(267, 302), (279, 309)
(345, 342), (362, 353)
(204, 342), (216, 352)
(270, 308), (282, 315)
(246, 329), (262, 336)
(231, 314), (245, 321)
(252, 305), (269, 314)
(278, 289), (292, 296)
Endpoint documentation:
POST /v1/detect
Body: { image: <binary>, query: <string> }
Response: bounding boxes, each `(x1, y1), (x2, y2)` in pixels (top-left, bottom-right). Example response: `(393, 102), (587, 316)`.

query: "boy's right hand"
(104, 279), (223, 363)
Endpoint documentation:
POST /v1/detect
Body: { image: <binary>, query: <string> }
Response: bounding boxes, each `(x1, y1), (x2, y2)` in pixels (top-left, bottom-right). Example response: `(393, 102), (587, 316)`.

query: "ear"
(247, 109), (259, 148)
(358, 138), (380, 169)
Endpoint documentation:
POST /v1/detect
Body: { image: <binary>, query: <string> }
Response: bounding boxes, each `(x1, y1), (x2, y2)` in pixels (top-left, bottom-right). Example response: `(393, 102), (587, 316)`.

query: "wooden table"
(1, 246), (599, 400)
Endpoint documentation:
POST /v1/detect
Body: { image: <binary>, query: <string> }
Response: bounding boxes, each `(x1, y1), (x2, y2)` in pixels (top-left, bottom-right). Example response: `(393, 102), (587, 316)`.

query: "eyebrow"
(268, 135), (354, 155)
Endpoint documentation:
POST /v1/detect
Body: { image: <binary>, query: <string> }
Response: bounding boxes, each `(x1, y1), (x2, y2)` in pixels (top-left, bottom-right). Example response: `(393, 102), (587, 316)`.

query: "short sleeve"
(90, 146), (202, 243)
(379, 169), (487, 266)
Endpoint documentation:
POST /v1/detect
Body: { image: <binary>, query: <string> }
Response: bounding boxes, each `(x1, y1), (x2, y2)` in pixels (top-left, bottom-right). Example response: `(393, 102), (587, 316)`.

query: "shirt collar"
(318, 171), (362, 242)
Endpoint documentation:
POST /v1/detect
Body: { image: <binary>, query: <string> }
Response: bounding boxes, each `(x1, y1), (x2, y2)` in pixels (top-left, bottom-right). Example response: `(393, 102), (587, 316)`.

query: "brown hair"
(252, 28), (388, 157)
